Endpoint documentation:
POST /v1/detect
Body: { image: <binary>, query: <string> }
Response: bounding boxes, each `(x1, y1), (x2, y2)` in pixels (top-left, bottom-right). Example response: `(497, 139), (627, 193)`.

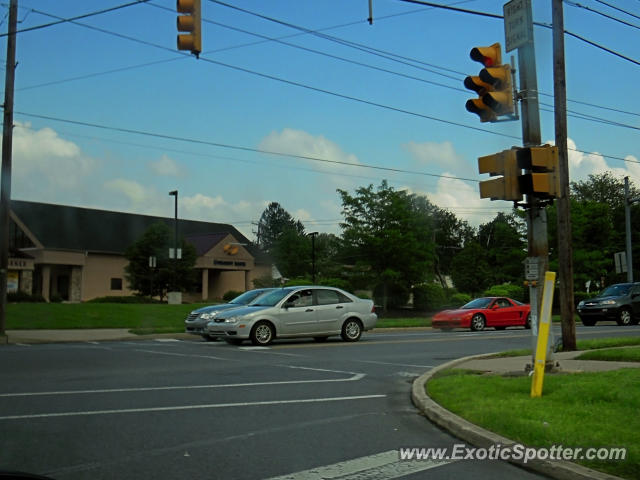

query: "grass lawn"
(5, 302), (434, 332)
(427, 368), (640, 479)
(576, 346), (640, 363)
(5, 302), (208, 332)
(494, 336), (640, 358)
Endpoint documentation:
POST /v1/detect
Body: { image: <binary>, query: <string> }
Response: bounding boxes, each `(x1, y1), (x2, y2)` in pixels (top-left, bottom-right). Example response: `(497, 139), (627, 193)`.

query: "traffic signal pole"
(514, 9), (555, 365)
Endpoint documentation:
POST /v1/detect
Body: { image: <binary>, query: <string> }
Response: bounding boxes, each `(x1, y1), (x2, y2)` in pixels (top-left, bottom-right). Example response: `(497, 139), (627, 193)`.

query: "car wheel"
(341, 318), (362, 342)
(524, 313), (531, 329)
(470, 314), (486, 331)
(225, 338), (244, 345)
(313, 336), (329, 342)
(581, 317), (596, 326)
(250, 321), (275, 346)
(617, 308), (633, 326)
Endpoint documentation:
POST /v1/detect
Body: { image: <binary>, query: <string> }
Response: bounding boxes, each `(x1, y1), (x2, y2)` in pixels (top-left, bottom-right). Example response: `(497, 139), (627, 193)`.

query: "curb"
(411, 353), (625, 480)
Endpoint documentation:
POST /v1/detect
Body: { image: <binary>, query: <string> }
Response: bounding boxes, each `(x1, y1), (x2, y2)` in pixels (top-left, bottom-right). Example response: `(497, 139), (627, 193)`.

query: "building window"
(110, 278), (123, 291)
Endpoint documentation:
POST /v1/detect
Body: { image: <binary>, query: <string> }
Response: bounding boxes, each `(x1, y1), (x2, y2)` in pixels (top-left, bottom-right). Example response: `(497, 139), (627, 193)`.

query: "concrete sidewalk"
(3, 329), (195, 344)
(457, 350), (640, 374)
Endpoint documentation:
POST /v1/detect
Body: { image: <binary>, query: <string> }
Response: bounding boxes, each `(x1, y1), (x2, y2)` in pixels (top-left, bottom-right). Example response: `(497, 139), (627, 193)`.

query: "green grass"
(427, 368), (640, 479)
(6, 302), (208, 331)
(575, 337), (640, 350)
(576, 347), (640, 363)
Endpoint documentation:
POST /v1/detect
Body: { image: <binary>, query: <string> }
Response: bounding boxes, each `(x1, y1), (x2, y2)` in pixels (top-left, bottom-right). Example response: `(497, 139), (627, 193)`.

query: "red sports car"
(432, 297), (531, 331)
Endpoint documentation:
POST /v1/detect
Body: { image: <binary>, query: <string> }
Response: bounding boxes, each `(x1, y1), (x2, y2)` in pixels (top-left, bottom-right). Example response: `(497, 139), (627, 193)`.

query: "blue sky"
(3, 0), (639, 239)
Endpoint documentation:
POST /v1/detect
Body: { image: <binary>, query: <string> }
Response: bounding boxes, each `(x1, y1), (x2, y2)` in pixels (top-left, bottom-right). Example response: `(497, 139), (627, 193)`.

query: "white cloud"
(403, 141), (467, 176)
(148, 155), (184, 177)
(11, 122), (97, 190)
(104, 179), (154, 204)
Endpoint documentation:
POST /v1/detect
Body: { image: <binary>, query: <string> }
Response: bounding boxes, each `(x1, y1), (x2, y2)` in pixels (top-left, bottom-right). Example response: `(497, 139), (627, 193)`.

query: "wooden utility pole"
(552, 0), (576, 351)
(0, 0), (18, 341)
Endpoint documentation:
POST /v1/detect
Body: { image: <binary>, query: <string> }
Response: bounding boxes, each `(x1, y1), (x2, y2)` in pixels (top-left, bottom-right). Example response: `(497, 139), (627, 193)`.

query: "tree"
(477, 212), (526, 285)
(124, 222), (197, 298)
(432, 207), (474, 288)
(255, 202), (305, 253)
(338, 181), (435, 310)
(450, 241), (491, 295)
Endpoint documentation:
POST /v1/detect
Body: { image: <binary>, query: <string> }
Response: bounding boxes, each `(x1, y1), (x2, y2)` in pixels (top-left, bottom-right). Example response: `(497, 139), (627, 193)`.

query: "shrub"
(7, 291), (45, 303)
(574, 290), (598, 306)
(449, 292), (472, 307)
(222, 290), (243, 302)
(483, 283), (525, 302)
(373, 283), (410, 310)
(413, 283), (447, 311)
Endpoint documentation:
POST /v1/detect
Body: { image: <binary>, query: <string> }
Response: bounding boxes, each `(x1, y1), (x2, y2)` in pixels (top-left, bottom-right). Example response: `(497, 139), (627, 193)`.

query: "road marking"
(0, 370), (366, 398)
(240, 346), (270, 350)
(86, 341), (100, 345)
(354, 360), (434, 368)
(133, 349), (229, 361)
(0, 394), (386, 420)
(14, 343), (31, 347)
(154, 338), (181, 343)
(264, 450), (456, 480)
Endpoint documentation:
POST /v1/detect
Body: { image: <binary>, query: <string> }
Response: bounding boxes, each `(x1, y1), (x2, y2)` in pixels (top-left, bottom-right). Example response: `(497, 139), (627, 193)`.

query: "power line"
(12, 110), (486, 183)
(593, 0), (640, 22)
(565, 0), (640, 30)
(0, 0), (151, 36)
(397, 0), (640, 66)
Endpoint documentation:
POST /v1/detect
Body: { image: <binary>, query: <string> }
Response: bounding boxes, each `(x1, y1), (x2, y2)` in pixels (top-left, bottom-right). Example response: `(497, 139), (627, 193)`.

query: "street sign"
(503, 0), (532, 52)
(525, 257), (539, 281)
(614, 251), (627, 274)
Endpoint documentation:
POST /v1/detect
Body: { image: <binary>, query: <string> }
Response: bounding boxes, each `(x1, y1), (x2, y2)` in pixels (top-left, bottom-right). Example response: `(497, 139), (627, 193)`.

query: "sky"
(2, 0), (639, 240)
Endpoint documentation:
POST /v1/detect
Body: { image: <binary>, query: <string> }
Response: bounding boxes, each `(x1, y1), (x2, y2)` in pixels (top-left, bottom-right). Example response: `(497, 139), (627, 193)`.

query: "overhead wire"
(593, 0), (640, 21)
(565, 0), (640, 30)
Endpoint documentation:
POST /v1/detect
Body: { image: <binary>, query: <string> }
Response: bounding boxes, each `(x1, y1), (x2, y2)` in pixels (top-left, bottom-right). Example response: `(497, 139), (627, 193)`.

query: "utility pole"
(552, 0), (576, 351)
(625, 177), (634, 283)
(0, 0), (18, 342)
(309, 232), (318, 284)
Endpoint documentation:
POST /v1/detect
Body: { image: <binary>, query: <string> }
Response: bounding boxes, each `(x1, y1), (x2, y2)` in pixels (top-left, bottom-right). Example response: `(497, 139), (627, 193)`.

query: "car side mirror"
(283, 301), (294, 309)
(492, 305), (500, 310)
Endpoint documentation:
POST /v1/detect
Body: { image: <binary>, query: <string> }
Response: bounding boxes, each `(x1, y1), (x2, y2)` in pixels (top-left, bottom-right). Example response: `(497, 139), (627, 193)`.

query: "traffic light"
(464, 43), (515, 122)
(477, 149), (522, 201)
(516, 145), (560, 198)
(177, 0), (201, 57)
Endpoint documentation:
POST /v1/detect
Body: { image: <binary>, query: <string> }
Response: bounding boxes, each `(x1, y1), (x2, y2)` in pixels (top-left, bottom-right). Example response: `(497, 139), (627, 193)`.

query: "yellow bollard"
(531, 271), (556, 398)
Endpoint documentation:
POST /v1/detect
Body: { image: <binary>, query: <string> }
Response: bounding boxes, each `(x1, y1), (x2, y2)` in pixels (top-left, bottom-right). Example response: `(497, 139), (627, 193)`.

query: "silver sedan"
(205, 286), (377, 345)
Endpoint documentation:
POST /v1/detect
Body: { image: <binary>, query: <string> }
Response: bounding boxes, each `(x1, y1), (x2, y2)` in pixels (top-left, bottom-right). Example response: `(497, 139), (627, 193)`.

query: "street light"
(169, 190), (178, 294)
(308, 232), (318, 284)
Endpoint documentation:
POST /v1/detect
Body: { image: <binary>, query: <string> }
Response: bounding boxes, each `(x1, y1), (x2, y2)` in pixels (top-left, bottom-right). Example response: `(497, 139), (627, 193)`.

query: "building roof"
(185, 232), (230, 256)
(10, 200), (265, 259)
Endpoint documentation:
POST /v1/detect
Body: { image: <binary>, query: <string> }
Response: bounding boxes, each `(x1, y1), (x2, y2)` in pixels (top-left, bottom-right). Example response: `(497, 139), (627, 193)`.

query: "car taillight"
(371, 305), (376, 313)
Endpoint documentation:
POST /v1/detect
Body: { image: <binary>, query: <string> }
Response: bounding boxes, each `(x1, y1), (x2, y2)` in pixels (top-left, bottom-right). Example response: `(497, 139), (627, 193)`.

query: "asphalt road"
(1, 324), (638, 480)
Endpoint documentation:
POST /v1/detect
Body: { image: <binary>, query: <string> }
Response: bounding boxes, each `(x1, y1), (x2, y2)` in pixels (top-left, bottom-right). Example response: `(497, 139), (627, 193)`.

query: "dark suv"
(577, 283), (640, 326)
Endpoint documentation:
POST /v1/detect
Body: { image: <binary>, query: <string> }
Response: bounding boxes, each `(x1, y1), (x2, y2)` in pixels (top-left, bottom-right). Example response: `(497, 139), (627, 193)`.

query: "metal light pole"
(169, 190), (178, 294)
(625, 177), (635, 283)
(309, 232), (318, 284)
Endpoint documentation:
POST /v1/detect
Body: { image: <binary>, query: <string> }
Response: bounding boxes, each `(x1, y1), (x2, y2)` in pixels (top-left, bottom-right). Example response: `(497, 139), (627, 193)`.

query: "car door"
(488, 298), (513, 327)
(313, 288), (349, 334)
(277, 289), (316, 336)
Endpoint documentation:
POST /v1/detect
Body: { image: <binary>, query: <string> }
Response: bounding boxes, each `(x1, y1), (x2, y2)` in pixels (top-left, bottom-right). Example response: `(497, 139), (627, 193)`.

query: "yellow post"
(531, 271), (556, 398)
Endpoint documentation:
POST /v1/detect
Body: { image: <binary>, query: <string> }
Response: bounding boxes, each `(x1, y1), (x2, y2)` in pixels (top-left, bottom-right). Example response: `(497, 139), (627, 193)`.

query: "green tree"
(255, 202), (305, 253)
(477, 212), (526, 285)
(124, 222), (197, 298)
(450, 241), (491, 295)
(432, 207), (474, 287)
(338, 181), (435, 310)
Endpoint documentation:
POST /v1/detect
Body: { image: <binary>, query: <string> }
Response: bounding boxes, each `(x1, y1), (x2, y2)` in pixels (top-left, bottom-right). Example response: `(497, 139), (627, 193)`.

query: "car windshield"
(461, 298), (493, 309)
(249, 289), (293, 307)
(600, 284), (631, 297)
(229, 289), (267, 305)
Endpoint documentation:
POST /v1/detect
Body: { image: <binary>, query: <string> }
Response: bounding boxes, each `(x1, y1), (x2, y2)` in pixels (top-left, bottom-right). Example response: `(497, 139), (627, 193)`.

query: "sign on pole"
(614, 251), (627, 274)
(503, 0), (533, 52)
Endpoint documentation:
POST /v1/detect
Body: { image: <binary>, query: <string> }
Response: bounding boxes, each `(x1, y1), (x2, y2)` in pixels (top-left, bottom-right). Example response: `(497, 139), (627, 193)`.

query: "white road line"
(283, 365), (363, 376)
(265, 450), (456, 480)
(154, 338), (181, 343)
(86, 341), (99, 345)
(354, 360), (434, 368)
(14, 343), (31, 347)
(0, 371), (366, 398)
(133, 349), (229, 361)
(0, 394), (386, 420)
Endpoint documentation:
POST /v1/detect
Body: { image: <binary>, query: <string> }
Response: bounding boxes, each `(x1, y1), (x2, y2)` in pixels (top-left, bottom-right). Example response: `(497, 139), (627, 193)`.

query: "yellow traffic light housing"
(177, 0), (201, 57)
(477, 149), (522, 201)
(464, 43), (515, 122)
(516, 145), (560, 198)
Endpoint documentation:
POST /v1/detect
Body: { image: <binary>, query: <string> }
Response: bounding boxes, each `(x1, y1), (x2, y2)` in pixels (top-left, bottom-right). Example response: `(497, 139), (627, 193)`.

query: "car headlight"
(601, 300), (616, 305)
(222, 316), (240, 324)
(199, 312), (218, 320)
(577, 301), (584, 307)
